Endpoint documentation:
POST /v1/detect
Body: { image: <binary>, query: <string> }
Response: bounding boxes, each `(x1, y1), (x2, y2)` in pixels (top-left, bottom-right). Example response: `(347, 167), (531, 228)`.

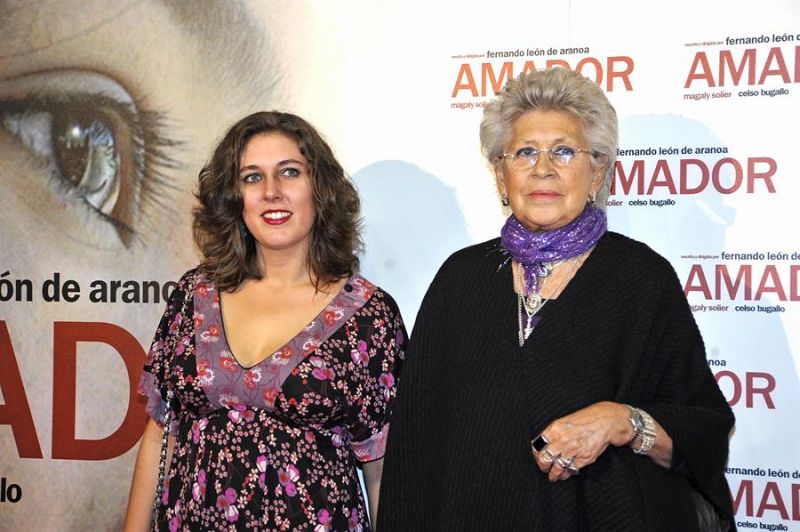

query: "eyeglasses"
(498, 145), (596, 170)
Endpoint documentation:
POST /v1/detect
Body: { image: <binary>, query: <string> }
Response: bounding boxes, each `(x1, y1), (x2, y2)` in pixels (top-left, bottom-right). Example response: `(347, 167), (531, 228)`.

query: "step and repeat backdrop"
(1, 1), (798, 529)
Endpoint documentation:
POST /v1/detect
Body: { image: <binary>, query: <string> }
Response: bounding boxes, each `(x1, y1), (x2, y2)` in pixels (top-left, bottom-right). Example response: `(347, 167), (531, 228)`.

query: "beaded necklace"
(501, 204), (606, 346)
(515, 254), (582, 346)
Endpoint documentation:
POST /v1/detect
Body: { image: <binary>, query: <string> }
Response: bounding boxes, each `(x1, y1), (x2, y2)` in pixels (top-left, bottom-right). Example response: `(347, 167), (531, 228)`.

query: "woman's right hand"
(123, 418), (175, 531)
(530, 401), (633, 482)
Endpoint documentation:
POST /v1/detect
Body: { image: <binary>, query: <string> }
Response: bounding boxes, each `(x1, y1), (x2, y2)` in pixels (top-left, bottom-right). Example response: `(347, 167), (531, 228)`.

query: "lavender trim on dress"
(500, 204), (607, 295)
(194, 274), (375, 411)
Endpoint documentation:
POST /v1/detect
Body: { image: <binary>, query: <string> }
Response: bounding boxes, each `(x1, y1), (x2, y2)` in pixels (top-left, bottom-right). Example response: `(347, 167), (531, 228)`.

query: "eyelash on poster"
(0, 92), (182, 244)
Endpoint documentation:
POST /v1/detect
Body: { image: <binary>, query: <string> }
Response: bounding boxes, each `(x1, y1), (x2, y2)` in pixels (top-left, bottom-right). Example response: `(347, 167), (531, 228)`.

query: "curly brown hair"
(193, 111), (362, 291)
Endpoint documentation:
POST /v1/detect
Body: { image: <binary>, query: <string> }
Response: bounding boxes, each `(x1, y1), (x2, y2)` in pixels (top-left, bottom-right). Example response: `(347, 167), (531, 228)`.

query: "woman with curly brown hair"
(124, 111), (406, 531)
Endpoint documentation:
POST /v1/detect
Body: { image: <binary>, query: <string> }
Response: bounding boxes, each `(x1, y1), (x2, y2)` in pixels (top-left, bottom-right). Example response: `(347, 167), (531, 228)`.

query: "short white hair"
(479, 68), (619, 209)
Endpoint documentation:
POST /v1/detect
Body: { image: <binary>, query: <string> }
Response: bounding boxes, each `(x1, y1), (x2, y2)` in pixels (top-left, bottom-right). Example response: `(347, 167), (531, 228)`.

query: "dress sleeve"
(345, 289), (407, 463)
(137, 270), (195, 434)
(630, 260), (735, 524)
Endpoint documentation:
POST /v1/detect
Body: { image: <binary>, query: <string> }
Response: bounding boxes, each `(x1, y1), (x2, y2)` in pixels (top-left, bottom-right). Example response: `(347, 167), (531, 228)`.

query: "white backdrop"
(1, 1), (798, 529)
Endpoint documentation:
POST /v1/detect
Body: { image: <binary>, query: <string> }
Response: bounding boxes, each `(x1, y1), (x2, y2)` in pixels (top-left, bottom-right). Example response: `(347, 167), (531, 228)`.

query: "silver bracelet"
(631, 408), (657, 455)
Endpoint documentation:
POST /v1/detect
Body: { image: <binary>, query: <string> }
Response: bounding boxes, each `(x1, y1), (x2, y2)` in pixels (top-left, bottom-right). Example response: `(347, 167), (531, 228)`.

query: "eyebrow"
(239, 159), (304, 174)
(163, 0), (276, 93)
(0, 1), (139, 59)
(0, 0), (275, 92)
(278, 159), (305, 166)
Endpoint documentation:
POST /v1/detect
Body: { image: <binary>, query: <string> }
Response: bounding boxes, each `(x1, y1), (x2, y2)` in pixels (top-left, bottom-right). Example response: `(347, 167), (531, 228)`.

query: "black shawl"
(378, 232), (735, 531)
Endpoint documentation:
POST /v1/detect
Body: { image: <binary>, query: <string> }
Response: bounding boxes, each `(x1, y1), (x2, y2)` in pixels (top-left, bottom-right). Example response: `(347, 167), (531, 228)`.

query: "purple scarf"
(500, 205), (607, 296)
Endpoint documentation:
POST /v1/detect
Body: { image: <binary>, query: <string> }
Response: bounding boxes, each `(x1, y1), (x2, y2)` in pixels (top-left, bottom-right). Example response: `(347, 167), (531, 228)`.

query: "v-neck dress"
(138, 269), (406, 531)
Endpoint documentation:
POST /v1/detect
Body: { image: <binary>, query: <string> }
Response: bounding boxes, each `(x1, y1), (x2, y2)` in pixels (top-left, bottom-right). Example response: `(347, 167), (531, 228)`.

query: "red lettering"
(793, 265), (800, 302)
(685, 52), (715, 88)
(687, 264), (797, 302)
(52, 322), (147, 460)
(796, 44), (800, 83)
(716, 264), (752, 300)
(613, 157), (776, 196)
(452, 64), (478, 97)
(576, 57), (603, 87)
(684, 264), (712, 299)
(720, 49), (757, 85)
(746, 372), (776, 409)
(646, 160), (678, 194)
(712, 157), (743, 194)
(688, 45), (800, 87)
(747, 157), (777, 193)
(755, 265), (787, 301)
(521, 60), (536, 75)
(759, 47), (792, 84)
(612, 159), (644, 195)
(730, 479), (800, 520)
(758, 481), (789, 519)
(716, 371), (777, 409)
(794, 483), (800, 520)
(0, 321), (43, 458)
(731, 478), (754, 517)
(481, 61), (513, 97)
(715, 370), (742, 407)
(679, 159), (709, 194)
(453, 56), (635, 98)
(606, 56), (634, 91)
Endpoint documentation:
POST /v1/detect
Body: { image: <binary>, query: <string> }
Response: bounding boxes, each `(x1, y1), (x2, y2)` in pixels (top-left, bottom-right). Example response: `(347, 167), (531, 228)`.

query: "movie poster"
(1, 1), (798, 529)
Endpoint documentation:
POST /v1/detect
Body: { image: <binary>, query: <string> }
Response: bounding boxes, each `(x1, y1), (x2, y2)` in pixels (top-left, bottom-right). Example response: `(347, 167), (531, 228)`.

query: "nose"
(530, 150), (556, 178)
(262, 176), (282, 200)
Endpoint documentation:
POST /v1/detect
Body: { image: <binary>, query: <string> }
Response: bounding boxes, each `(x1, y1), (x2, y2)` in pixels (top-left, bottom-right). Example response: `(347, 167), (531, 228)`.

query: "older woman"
(124, 112), (405, 530)
(378, 69), (734, 531)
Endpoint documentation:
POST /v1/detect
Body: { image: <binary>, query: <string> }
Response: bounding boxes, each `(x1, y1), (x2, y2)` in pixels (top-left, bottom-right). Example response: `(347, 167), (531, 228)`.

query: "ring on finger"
(540, 449), (557, 464)
(531, 434), (549, 453)
(556, 456), (572, 468)
(556, 456), (579, 475)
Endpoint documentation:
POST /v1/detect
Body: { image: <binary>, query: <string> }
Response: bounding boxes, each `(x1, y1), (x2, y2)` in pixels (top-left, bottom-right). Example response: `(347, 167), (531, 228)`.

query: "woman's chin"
(515, 215), (569, 232)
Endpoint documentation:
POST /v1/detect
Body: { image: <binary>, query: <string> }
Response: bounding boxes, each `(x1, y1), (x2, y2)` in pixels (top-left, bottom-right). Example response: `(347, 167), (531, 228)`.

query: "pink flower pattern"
(191, 469), (206, 501)
(138, 270), (405, 530)
(310, 356), (335, 381)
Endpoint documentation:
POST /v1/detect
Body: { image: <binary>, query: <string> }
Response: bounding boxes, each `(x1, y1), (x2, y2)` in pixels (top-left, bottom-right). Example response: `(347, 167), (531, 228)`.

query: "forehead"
(240, 132), (304, 164)
(510, 109), (586, 144)
(0, 0), (266, 78)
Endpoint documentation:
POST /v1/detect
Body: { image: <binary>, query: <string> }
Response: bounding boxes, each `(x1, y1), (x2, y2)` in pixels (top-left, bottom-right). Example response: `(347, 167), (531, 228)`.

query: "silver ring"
(540, 449), (556, 464)
(557, 456), (579, 474)
(556, 456), (574, 468)
(531, 434), (549, 453)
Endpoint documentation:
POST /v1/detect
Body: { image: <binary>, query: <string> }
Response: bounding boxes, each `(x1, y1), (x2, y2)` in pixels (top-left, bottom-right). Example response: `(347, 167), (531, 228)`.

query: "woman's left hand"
(531, 401), (633, 482)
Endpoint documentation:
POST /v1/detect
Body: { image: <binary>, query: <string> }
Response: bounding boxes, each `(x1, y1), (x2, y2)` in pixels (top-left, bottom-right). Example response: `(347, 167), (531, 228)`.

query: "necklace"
(516, 259), (564, 314)
(501, 205), (607, 299)
(516, 255), (582, 346)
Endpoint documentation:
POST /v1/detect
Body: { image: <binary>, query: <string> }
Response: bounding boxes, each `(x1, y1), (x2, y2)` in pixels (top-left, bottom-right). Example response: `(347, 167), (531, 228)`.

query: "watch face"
(630, 409), (644, 431)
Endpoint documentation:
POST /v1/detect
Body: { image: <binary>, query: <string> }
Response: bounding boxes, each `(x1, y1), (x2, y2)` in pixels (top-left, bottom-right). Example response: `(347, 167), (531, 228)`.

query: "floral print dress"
(139, 269), (406, 531)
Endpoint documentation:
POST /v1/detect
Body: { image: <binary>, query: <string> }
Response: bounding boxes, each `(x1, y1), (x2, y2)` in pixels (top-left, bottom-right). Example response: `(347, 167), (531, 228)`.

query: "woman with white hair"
(378, 68), (735, 531)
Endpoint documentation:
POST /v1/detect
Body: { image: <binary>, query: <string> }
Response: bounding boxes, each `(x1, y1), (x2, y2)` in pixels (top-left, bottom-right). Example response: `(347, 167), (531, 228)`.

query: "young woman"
(125, 111), (405, 531)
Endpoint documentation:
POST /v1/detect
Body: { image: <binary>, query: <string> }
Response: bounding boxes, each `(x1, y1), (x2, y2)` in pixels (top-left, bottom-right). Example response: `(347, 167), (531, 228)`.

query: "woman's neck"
(254, 245), (313, 289)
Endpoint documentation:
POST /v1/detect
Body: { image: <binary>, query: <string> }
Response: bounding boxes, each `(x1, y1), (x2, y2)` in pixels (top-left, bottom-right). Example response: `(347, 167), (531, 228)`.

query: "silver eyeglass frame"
(497, 146), (597, 169)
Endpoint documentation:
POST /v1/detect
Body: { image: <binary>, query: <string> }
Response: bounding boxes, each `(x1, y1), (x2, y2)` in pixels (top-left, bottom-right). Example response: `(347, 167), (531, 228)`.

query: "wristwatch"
(625, 405), (656, 455)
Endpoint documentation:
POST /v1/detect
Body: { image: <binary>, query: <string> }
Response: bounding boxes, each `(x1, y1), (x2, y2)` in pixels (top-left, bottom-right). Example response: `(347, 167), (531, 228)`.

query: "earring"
(501, 194), (509, 207)
(588, 191), (597, 205)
